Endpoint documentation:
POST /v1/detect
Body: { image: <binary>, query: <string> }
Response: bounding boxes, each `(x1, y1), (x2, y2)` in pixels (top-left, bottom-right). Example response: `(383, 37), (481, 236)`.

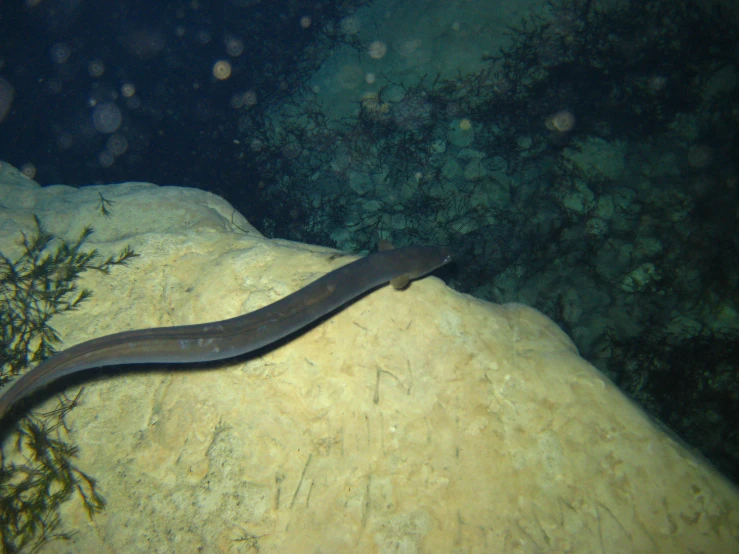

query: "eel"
(0, 244), (452, 421)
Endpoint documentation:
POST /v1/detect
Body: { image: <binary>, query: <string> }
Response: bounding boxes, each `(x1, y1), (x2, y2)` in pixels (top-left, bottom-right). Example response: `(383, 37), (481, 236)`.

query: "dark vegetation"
(240, 0), (739, 481)
(609, 321), (739, 472)
(0, 216), (137, 552)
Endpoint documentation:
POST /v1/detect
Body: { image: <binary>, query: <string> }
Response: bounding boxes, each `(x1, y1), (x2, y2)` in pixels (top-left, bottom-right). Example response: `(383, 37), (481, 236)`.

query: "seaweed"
(0, 215), (138, 552)
(97, 193), (114, 218)
(454, 0), (738, 174)
(232, 0), (739, 482)
(1, 216), (137, 385)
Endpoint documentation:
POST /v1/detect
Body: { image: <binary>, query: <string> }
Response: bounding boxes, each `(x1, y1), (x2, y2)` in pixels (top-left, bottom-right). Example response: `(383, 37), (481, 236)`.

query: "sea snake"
(0, 244), (452, 420)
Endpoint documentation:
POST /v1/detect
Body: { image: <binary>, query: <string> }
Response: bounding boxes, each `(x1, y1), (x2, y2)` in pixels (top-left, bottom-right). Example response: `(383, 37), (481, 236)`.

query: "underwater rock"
(563, 137), (627, 181)
(0, 163), (737, 553)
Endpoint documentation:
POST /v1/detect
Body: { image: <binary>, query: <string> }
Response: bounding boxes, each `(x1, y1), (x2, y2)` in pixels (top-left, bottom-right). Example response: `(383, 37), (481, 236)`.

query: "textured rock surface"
(1, 163), (738, 553)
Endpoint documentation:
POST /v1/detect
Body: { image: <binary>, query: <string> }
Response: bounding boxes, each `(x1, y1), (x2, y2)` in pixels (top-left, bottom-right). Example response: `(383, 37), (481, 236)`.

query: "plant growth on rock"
(0, 216), (137, 552)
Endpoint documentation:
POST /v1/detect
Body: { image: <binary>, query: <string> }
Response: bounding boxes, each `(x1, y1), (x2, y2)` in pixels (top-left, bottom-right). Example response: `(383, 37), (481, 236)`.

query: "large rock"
(0, 162), (737, 553)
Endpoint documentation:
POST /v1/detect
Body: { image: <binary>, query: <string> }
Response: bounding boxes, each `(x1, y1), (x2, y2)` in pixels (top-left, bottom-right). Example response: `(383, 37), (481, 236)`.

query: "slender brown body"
(0, 245), (452, 420)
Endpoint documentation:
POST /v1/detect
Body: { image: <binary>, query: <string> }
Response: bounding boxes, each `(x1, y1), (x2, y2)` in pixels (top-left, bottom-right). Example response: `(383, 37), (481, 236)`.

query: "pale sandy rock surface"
(1, 163), (738, 553)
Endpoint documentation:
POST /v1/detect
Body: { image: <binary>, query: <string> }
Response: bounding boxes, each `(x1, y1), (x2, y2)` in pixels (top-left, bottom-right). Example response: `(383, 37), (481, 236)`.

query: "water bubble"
(121, 83), (136, 97)
(546, 110), (576, 133)
(106, 133), (128, 156)
(647, 74), (667, 93)
(339, 16), (360, 35)
(57, 132), (74, 150)
(224, 36), (244, 57)
(230, 93), (244, 109)
(98, 150), (115, 168)
(46, 79), (63, 94)
(242, 90), (257, 106)
(196, 30), (212, 45)
(50, 42), (72, 64)
(92, 102), (123, 133)
(88, 59), (105, 78)
(368, 41), (387, 60)
(230, 90), (256, 109)
(212, 60), (232, 80)
(20, 163), (36, 179)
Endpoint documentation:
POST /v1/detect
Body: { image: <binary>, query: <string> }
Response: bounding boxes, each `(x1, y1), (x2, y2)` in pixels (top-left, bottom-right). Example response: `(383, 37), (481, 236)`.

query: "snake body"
(0, 245), (452, 420)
